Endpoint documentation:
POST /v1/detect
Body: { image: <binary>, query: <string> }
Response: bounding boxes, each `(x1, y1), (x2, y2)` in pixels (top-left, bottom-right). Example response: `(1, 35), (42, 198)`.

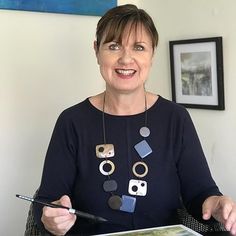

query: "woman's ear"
(94, 41), (100, 65)
(94, 41), (98, 54)
(150, 49), (157, 66)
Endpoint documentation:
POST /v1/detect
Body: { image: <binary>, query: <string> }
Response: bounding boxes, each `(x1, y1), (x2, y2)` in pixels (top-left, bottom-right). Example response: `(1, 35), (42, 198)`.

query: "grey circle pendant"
(103, 179), (118, 192)
(139, 127), (150, 137)
(108, 195), (122, 210)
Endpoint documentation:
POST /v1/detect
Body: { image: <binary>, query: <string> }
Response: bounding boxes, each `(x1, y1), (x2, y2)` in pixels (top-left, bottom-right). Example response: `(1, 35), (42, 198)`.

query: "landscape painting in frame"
(169, 37), (224, 110)
(0, 0), (117, 16)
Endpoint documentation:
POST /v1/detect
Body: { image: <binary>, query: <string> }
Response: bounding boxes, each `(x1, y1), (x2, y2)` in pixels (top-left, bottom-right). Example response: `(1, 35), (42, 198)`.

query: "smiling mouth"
(115, 69), (136, 76)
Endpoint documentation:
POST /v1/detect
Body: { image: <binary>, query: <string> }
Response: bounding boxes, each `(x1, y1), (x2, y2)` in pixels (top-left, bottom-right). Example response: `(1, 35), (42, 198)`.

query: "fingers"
(59, 195), (72, 208)
(202, 203), (212, 220)
(43, 214), (76, 236)
(222, 202), (233, 221)
(218, 196), (236, 232)
(41, 195), (76, 235)
(202, 196), (219, 220)
(202, 195), (236, 235)
(202, 210), (211, 220)
(225, 204), (236, 235)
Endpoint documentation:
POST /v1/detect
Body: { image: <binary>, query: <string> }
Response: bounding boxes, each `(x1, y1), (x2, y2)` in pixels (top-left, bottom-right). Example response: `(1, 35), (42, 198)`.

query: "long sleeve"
(33, 110), (78, 232)
(175, 109), (221, 221)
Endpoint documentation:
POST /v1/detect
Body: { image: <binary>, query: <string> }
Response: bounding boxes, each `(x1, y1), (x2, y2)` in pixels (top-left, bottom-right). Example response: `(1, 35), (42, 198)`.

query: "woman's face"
(95, 24), (154, 94)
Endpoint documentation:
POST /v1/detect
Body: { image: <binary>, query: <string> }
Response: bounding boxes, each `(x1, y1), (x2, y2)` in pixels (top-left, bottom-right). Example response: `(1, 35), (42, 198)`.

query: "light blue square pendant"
(134, 140), (152, 158)
(119, 195), (136, 213)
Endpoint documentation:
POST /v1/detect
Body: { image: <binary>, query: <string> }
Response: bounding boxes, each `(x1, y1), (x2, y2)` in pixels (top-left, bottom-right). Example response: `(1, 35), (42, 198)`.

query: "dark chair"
(177, 208), (226, 233)
(24, 191), (226, 235)
(24, 190), (42, 236)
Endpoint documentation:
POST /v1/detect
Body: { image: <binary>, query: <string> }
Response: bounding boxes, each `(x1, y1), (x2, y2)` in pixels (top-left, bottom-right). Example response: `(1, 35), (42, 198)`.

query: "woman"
(34, 4), (236, 235)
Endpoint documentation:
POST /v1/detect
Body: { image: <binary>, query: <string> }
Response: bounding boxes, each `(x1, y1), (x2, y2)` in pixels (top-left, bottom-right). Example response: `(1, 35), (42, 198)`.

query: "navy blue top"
(34, 96), (221, 235)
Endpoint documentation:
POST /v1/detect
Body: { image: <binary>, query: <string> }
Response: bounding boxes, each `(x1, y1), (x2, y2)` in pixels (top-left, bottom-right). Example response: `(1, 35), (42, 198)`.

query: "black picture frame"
(169, 37), (225, 110)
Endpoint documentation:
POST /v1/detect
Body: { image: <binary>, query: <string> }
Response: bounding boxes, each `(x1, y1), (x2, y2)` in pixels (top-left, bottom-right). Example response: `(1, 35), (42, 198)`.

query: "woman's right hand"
(41, 195), (77, 236)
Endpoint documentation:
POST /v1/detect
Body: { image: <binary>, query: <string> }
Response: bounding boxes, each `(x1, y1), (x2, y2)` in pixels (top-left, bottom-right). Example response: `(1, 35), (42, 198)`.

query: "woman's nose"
(118, 49), (134, 64)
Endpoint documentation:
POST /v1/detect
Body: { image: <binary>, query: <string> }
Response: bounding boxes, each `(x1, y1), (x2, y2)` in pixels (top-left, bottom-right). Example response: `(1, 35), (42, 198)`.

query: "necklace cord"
(144, 92), (148, 128)
(101, 91), (148, 197)
(102, 92), (107, 145)
(102, 91), (148, 144)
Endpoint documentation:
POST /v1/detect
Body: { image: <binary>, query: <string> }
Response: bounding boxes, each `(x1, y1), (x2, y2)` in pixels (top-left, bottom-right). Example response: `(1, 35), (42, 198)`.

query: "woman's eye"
(109, 43), (120, 50)
(134, 45), (144, 51)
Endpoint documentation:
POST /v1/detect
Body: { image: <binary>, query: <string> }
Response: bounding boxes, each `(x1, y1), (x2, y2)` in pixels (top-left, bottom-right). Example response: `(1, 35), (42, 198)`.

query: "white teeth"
(116, 69), (135, 75)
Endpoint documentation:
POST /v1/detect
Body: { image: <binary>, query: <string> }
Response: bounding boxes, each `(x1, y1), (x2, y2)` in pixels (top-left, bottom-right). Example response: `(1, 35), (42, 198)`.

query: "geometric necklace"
(95, 91), (152, 213)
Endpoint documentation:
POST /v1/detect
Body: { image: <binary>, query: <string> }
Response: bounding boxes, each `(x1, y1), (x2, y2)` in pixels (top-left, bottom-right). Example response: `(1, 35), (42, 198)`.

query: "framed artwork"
(0, 0), (117, 16)
(169, 37), (224, 110)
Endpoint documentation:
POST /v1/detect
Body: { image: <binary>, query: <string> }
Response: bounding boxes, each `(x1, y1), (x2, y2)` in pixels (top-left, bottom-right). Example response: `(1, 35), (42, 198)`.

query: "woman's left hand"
(202, 195), (236, 235)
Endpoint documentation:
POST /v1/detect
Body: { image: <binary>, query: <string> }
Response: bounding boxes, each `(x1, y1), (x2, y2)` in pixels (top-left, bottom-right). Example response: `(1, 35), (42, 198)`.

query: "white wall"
(0, 7), (103, 236)
(0, 0), (235, 235)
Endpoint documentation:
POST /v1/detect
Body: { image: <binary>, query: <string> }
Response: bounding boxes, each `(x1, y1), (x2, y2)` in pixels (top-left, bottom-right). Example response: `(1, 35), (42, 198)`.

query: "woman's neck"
(89, 90), (158, 116)
(103, 90), (147, 115)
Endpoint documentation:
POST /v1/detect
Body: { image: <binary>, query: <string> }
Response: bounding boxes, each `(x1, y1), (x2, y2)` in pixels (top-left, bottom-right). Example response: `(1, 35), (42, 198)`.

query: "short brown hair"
(96, 4), (158, 51)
